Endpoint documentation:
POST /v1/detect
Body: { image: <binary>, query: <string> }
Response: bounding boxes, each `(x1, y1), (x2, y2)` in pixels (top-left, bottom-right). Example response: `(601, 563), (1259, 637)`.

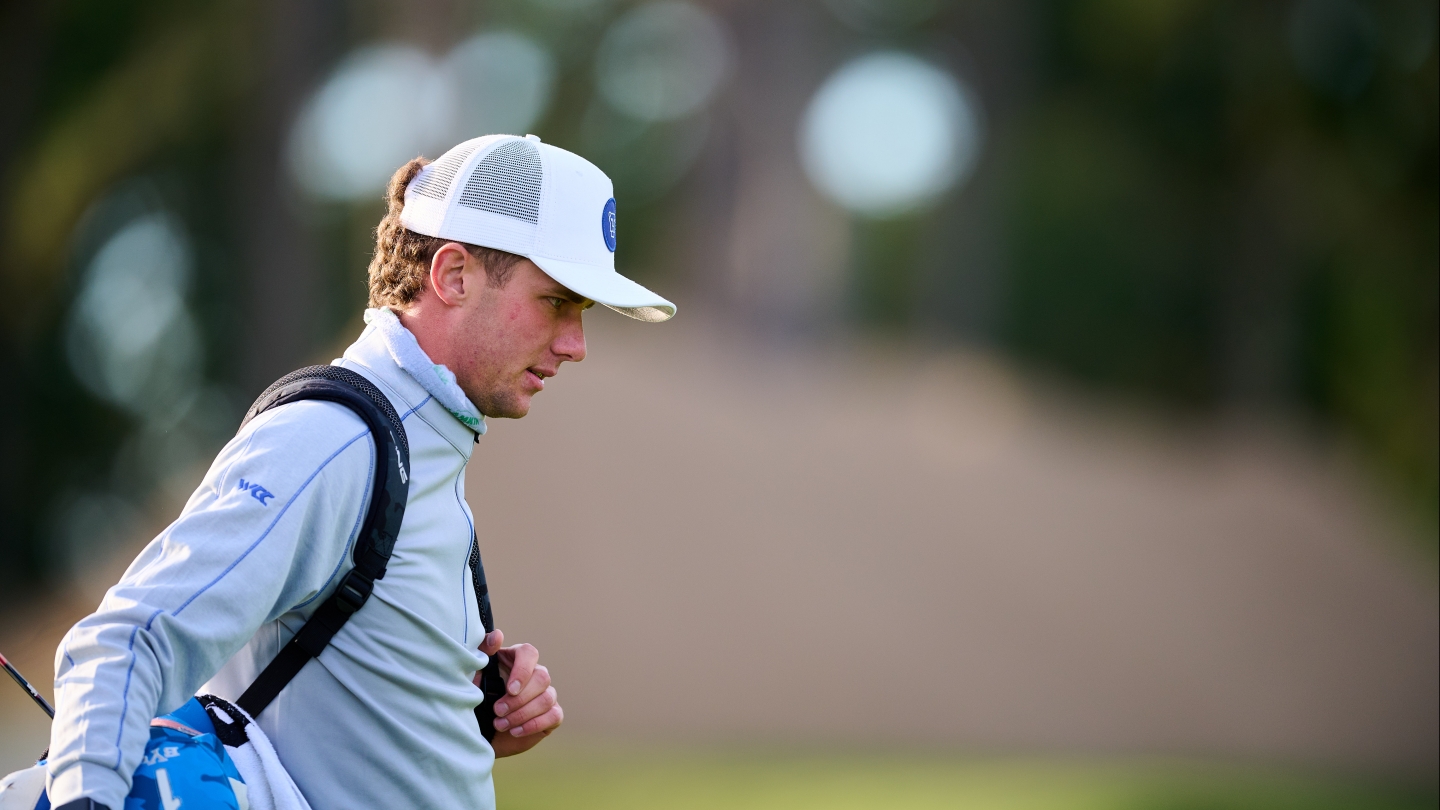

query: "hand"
(476, 630), (563, 757)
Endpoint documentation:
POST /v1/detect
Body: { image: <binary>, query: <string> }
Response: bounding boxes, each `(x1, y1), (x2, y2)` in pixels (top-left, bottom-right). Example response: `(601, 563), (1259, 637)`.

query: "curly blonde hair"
(367, 157), (524, 308)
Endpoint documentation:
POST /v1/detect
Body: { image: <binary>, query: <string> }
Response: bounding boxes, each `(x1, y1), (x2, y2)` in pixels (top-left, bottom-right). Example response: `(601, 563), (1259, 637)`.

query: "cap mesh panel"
(409, 145), (477, 200)
(457, 141), (542, 223)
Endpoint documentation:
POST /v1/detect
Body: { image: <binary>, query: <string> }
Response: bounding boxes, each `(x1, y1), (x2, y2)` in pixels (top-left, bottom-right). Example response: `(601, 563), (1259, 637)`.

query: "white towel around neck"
(362, 307), (486, 435)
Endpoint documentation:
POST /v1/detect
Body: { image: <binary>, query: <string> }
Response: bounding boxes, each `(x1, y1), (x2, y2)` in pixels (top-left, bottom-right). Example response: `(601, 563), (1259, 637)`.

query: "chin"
(478, 393), (532, 420)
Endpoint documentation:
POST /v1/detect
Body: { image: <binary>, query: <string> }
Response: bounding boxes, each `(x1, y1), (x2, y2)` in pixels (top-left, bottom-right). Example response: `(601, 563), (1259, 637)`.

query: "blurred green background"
(0, 0), (1433, 593)
(0, 0), (1434, 806)
(491, 746), (1439, 809)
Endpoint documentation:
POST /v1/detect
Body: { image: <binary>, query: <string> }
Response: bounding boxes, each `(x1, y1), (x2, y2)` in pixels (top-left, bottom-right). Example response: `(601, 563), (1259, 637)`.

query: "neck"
(396, 302), (453, 369)
(364, 305), (485, 433)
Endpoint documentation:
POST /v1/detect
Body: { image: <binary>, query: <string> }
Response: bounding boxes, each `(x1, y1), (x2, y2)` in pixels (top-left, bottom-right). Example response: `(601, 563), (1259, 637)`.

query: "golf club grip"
(476, 657), (506, 742)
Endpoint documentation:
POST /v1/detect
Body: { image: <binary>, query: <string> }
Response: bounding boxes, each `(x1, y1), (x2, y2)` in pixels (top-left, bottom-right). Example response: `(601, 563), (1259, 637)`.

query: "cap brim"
(528, 256), (676, 323)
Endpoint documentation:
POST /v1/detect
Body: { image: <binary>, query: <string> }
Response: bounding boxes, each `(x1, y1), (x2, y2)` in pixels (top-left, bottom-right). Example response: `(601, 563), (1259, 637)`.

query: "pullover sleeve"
(45, 400), (376, 810)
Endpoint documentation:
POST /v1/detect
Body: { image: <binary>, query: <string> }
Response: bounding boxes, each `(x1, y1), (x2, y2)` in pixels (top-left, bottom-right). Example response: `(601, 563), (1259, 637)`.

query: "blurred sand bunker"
(473, 312), (1437, 775)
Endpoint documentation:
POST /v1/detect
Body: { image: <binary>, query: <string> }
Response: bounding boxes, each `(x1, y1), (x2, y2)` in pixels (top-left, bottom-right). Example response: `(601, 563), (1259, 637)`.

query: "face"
(412, 248), (590, 419)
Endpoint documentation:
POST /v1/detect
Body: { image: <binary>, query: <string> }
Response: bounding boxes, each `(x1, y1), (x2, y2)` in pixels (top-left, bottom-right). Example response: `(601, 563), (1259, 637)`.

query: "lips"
(525, 368), (555, 391)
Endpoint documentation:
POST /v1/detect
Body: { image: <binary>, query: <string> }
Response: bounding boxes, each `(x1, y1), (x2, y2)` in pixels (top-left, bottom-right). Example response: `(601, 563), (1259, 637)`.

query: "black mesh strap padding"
(234, 366), (410, 718)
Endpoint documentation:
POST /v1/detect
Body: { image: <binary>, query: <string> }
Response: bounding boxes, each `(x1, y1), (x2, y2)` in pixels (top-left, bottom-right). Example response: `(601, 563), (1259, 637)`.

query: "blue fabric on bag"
(35, 699), (246, 810)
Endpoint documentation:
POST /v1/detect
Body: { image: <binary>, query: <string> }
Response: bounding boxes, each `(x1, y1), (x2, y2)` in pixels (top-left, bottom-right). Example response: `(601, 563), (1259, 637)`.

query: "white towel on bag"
(0, 763), (46, 810)
(200, 696), (313, 810)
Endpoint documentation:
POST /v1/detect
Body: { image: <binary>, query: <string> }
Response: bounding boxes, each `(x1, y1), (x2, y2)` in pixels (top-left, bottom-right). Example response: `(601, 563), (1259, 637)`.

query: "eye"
(545, 297), (564, 310)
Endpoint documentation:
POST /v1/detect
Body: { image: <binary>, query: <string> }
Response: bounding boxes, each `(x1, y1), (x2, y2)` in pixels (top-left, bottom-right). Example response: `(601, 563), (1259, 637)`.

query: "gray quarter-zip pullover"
(48, 321), (496, 810)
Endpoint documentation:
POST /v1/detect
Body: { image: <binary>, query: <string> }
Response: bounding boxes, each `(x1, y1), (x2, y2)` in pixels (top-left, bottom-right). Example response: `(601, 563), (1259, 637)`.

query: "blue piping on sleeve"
(172, 428), (370, 616)
(114, 609), (164, 768)
(114, 430), (365, 758)
(114, 394), (435, 760)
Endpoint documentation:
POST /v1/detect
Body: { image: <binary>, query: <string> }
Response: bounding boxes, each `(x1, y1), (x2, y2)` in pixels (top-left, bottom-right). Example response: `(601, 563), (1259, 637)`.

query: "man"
(45, 134), (675, 810)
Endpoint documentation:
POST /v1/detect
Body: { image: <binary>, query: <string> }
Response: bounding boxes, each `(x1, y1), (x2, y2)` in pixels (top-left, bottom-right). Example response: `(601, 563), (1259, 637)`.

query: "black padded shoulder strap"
(470, 533), (505, 741)
(234, 365), (410, 718)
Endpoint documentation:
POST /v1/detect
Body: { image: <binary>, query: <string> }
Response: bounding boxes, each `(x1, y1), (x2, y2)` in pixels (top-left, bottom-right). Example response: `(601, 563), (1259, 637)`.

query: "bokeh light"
(288, 45), (451, 201)
(64, 212), (201, 419)
(595, 1), (731, 123)
(443, 31), (556, 141)
(289, 35), (558, 201)
(799, 51), (981, 218)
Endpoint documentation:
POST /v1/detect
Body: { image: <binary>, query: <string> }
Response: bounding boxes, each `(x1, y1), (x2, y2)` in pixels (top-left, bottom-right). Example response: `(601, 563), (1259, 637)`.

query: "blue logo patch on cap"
(601, 198), (617, 252)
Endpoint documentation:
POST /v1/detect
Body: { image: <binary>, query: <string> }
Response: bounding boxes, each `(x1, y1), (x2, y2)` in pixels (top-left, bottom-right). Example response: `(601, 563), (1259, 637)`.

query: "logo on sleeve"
(601, 198), (617, 252)
(238, 479), (274, 506)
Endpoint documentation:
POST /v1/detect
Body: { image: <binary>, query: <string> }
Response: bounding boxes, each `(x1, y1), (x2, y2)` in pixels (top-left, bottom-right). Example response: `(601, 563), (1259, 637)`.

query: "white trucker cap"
(400, 134), (675, 322)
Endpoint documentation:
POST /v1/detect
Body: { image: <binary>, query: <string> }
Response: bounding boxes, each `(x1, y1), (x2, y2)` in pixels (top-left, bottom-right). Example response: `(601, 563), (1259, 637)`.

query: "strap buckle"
(333, 570), (373, 614)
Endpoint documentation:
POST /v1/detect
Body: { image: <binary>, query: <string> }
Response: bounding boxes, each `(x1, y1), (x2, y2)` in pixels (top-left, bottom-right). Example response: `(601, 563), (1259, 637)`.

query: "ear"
(428, 243), (474, 307)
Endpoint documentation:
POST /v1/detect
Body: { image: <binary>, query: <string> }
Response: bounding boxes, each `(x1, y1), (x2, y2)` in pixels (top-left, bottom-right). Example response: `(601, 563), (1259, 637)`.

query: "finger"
(492, 686), (557, 733)
(479, 629), (504, 656)
(500, 643), (538, 696)
(508, 703), (563, 738)
(494, 665), (550, 718)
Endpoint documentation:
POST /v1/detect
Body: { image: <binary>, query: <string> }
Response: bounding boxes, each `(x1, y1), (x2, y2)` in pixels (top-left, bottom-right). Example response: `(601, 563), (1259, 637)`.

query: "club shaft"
(0, 653), (55, 719)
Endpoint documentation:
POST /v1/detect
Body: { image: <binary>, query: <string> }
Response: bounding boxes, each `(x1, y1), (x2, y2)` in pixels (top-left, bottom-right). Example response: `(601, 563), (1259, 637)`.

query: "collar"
(359, 307), (486, 436)
(338, 313), (484, 457)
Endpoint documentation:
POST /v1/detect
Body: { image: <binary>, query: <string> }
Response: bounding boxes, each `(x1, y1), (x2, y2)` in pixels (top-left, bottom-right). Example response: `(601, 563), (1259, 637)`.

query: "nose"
(555, 311), (586, 363)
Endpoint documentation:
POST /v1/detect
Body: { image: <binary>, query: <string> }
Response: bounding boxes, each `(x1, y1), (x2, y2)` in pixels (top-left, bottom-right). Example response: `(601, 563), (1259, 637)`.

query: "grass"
(493, 747), (1437, 810)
